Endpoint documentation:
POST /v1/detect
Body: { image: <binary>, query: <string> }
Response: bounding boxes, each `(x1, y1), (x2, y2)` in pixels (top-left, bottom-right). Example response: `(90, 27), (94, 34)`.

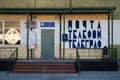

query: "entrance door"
(41, 29), (54, 58)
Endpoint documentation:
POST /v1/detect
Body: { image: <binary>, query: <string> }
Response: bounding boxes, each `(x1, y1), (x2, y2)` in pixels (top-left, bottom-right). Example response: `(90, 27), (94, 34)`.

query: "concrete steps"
(12, 62), (76, 74)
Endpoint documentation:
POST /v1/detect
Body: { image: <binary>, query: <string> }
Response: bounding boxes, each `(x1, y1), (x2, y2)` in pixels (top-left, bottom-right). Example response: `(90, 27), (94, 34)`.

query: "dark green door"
(41, 29), (54, 58)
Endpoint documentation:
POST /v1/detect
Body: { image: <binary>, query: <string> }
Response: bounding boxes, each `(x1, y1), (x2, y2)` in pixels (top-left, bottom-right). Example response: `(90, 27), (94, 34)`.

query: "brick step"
(14, 65), (74, 68)
(15, 62), (74, 65)
(13, 67), (75, 70)
(15, 64), (75, 68)
(13, 69), (76, 74)
(13, 70), (43, 73)
(12, 62), (76, 74)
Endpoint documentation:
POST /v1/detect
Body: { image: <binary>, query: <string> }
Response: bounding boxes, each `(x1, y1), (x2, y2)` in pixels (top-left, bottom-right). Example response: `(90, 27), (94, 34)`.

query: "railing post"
(113, 48), (117, 61)
(76, 47), (78, 60)
(76, 47), (81, 76)
(16, 47), (18, 60)
(76, 48), (77, 60)
(7, 62), (9, 76)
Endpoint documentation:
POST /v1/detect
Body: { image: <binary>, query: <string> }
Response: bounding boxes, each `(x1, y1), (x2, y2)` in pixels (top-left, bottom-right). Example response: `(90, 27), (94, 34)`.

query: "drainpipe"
(111, 11), (114, 60)
(63, 12), (65, 60)
(30, 14), (33, 59)
(27, 12), (30, 59)
(108, 12), (110, 58)
(59, 14), (62, 58)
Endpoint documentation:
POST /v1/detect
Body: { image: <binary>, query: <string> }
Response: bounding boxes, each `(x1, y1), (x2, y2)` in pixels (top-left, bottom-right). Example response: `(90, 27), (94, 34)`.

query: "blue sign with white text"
(40, 22), (55, 27)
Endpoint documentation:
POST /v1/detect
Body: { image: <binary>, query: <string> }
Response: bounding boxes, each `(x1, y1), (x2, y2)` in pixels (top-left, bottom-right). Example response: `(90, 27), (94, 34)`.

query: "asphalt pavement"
(0, 71), (120, 80)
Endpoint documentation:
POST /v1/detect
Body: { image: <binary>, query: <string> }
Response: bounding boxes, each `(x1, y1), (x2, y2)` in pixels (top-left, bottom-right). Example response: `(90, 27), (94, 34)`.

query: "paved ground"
(0, 71), (120, 80)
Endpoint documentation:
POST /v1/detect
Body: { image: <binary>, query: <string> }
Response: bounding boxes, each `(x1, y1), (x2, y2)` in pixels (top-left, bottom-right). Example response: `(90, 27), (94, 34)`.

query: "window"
(0, 21), (20, 45)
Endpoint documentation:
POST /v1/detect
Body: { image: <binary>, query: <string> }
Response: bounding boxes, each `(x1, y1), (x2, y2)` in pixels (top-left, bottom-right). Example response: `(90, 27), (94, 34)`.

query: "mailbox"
(62, 34), (68, 41)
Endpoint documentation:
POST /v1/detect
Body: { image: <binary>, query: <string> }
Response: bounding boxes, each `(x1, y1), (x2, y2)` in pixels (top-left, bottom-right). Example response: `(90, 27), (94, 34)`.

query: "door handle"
(52, 43), (54, 46)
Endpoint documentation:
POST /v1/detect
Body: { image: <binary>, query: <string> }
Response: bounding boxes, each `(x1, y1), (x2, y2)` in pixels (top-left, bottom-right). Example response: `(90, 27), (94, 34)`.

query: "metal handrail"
(76, 48), (81, 76)
(7, 47), (18, 75)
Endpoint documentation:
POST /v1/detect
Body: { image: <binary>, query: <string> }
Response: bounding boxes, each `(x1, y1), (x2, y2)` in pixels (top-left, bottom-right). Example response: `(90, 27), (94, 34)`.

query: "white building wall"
(113, 20), (120, 45)
(19, 15), (120, 59)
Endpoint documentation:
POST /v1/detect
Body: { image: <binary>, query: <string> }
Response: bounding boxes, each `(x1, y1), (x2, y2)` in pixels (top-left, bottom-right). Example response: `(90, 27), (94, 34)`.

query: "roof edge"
(0, 7), (117, 14)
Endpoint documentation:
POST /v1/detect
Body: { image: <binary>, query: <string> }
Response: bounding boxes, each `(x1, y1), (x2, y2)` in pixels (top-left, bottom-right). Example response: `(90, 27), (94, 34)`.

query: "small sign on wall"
(26, 21), (37, 29)
(40, 22), (55, 27)
(29, 31), (36, 49)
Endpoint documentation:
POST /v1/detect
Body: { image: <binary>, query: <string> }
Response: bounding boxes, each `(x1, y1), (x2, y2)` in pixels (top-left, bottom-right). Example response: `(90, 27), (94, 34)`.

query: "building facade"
(0, 0), (119, 59)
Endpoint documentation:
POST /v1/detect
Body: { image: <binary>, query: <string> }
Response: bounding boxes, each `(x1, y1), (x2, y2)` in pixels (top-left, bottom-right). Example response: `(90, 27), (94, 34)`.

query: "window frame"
(0, 20), (21, 45)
